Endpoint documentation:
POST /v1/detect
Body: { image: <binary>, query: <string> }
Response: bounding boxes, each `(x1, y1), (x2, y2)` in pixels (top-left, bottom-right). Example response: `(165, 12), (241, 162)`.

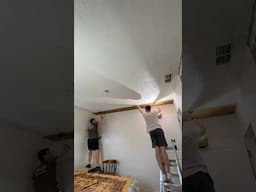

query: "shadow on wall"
(0, 121), (46, 192)
(200, 115), (256, 192)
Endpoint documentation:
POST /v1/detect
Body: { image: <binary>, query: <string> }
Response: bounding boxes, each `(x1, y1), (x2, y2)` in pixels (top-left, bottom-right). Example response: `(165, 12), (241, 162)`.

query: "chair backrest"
(102, 160), (118, 175)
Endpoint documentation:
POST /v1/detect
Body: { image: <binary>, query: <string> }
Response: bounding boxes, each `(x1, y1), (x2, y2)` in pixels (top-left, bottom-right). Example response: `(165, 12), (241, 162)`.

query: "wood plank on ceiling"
(94, 99), (174, 115)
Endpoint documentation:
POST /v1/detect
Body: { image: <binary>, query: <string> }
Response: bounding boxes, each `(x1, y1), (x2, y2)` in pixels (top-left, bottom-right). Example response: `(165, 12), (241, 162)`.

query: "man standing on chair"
(86, 116), (103, 171)
(137, 104), (172, 183)
(33, 144), (71, 192)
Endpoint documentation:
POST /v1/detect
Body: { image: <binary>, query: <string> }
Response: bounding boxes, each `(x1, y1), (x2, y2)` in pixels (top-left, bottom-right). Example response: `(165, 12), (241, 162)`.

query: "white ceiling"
(0, 0), (73, 135)
(1, 0), (252, 135)
(75, 0), (182, 112)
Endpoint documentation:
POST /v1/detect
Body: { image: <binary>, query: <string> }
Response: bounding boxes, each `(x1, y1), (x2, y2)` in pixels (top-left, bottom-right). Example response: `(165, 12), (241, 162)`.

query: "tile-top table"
(74, 171), (133, 192)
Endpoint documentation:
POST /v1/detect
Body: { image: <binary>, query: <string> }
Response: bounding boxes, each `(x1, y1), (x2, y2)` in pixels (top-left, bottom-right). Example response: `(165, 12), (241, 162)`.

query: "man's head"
(145, 105), (151, 112)
(90, 118), (96, 125)
(38, 148), (50, 163)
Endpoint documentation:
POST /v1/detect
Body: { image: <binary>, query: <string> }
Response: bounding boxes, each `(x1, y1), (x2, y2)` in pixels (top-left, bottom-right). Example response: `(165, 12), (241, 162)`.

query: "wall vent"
(216, 43), (232, 65)
(165, 73), (172, 83)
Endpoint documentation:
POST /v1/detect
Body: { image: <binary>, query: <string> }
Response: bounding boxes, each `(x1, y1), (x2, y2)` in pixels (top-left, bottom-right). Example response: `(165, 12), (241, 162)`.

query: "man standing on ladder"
(182, 110), (215, 192)
(137, 104), (172, 183)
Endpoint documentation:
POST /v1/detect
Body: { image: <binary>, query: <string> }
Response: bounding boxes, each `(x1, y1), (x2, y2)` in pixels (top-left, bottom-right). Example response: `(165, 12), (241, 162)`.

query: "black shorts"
(87, 138), (99, 151)
(149, 128), (168, 148)
(183, 172), (215, 192)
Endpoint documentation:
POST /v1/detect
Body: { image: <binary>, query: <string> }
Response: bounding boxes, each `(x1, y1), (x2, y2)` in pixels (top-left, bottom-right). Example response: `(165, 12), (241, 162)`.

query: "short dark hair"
(145, 105), (151, 112)
(38, 148), (49, 163)
(90, 118), (95, 124)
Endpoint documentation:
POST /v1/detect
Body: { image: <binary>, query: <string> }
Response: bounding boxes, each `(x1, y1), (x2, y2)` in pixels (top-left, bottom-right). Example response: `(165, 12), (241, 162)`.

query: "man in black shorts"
(137, 104), (171, 183)
(86, 116), (103, 170)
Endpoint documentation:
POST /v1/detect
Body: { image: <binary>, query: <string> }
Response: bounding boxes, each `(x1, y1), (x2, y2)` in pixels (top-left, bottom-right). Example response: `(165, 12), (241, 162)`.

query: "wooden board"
(94, 99), (173, 115)
(190, 104), (236, 119)
(44, 131), (73, 141)
(74, 172), (133, 192)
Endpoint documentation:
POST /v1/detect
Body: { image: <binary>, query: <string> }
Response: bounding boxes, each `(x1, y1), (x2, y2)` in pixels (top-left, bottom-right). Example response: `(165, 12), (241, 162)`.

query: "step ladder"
(160, 139), (182, 192)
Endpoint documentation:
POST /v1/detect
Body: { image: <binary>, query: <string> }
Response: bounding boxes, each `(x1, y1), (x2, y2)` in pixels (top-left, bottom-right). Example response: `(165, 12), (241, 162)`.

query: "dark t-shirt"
(88, 123), (99, 139)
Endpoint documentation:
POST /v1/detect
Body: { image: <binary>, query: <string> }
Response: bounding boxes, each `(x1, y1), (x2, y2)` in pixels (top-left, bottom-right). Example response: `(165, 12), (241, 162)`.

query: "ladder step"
(160, 140), (182, 192)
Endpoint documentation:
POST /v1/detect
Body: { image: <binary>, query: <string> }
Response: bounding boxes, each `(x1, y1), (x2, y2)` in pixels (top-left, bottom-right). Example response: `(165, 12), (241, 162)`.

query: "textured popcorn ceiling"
(75, 0), (182, 112)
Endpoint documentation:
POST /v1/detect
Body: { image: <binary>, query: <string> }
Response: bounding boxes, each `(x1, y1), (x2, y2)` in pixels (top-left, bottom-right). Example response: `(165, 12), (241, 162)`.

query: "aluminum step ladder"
(160, 139), (182, 192)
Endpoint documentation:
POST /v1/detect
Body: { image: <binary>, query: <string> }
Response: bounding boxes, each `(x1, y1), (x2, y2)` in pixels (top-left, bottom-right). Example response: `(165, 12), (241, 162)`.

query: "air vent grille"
(165, 73), (172, 83)
(216, 43), (232, 65)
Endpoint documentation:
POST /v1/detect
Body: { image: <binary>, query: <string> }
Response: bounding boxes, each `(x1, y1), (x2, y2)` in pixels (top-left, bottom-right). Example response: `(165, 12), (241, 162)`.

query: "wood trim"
(44, 131), (73, 141)
(122, 177), (133, 192)
(191, 104), (236, 119)
(94, 99), (173, 115)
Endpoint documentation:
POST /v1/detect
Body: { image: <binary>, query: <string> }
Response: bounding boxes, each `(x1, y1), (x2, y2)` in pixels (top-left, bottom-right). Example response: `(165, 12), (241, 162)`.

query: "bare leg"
(155, 147), (165, 174)
(88, 150), (92, 164)
(98, 149), (102, 163)
(95, 149), (100, 165)
(160, 146), (170, 175)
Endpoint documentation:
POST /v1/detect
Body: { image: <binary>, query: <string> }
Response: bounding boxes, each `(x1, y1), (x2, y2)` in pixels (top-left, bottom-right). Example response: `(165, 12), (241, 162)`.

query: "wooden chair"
(101, 160), (118, 175)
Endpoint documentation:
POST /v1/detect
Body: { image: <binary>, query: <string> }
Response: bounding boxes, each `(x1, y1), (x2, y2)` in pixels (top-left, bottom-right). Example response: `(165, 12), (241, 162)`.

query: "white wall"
(100, 104), (181, 192)
(183, 38), (256, 191)
(182, 0), (256, 133)
(200, 115), (256, 192)
(48, 139), (74, 192)
(237, 44), (256, 134)
(0, 121), (45, 192)
(0, 120), (74, 192)
(182, 1), (256, 190)
(173, 75), (182, 112)
(74, 107), (94, 170)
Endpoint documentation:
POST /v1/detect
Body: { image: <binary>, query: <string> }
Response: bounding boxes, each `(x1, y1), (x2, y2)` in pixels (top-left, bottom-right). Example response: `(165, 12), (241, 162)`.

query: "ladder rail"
(160, 139), (182, 192)
(170, 139), (182, 185)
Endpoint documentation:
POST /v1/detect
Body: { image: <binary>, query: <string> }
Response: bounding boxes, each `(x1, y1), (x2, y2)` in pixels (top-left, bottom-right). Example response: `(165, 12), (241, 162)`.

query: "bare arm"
(156, 107), (162, 119)
(150, 99), (161, 113)
(196, 119), (206, 136)
(151, 99), (158, 107)
(197, 119), (209, 148)
(97, 115), (104, 139)
(137, 105), (144, 114)
(96, 115), (104, 124)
